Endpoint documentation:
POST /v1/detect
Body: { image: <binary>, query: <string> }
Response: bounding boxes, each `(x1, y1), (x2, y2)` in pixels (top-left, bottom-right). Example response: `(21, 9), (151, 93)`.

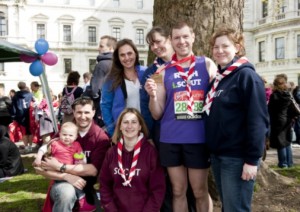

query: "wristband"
(60, 164), (66, 173)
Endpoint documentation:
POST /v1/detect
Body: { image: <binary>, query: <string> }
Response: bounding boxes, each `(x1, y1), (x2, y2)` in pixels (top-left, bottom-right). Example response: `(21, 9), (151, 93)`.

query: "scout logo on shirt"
(174, 90), (204, 120)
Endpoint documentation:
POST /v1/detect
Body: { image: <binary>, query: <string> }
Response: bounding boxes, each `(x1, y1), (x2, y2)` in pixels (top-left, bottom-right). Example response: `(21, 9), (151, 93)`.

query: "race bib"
(173, 90), (204, 120)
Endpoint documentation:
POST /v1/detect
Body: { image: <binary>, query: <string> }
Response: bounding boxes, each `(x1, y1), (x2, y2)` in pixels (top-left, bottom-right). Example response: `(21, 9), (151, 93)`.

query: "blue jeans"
(50, 181), (77, 212)
(277, 145), (293, 168)
(211, 155), (256, 212)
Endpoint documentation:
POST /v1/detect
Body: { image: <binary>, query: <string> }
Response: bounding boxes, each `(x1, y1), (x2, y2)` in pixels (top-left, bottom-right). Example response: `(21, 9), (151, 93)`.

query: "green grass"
(0, 156), (50, 212)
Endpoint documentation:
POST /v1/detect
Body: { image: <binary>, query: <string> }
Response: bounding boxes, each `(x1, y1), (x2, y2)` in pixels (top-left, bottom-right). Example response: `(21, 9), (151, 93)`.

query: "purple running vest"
(160, 56), (209, 144)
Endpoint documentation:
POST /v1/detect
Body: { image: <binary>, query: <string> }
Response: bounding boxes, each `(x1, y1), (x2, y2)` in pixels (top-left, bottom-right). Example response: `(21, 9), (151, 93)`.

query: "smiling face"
(59, 125), (78, 146)
(118, 44), (136, 71)
(150, 32), (173, 61)
(120, 112), (141, 140)
(73, 104), (95, 131)
(212, 35), (239, 69)
(171, 25), (195, 59)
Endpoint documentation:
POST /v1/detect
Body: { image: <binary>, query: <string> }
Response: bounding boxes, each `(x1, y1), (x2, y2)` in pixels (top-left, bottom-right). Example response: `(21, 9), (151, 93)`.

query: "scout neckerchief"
(202, 57), (248, 115)
(171, 53), (196, 116)
(117, 133), (143, 187)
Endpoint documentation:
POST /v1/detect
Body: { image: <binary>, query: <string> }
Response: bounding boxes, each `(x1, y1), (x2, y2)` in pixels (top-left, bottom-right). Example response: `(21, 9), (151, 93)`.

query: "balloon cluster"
(20, 38), (58, 76)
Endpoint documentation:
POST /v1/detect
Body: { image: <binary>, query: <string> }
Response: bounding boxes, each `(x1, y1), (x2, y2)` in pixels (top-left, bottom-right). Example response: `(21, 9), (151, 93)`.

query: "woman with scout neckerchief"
(99, 108), (165, 211)
(145, 22), (216, 212)
(203, 26), (269, 211)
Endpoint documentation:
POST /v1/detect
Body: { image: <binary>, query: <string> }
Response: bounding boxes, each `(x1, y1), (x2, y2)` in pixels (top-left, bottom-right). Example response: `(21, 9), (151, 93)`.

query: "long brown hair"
(111, 108), (148, 144)
(107, 39), (140, 90)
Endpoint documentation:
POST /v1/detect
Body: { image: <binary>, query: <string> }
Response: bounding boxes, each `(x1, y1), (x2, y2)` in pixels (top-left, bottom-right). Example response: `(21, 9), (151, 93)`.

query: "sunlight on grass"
(270, 164), (300, 183)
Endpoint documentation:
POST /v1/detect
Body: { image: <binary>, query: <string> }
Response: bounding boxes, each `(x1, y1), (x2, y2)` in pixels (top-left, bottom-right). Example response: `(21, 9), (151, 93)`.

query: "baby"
(33, 122), (93, 211)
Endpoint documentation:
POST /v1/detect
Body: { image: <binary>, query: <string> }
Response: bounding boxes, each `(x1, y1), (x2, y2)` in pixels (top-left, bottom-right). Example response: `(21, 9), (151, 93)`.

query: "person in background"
(203, 26), (269, 212)
(82, 72), (92, 92)
(60, 71), (83, 123)
(145, 22), (216, 212)
(0, 125), (24, 178)
(11, 81), (34, 154)
(9, 89), (16, 100)
(101, 38), (147, 137)
(90, 35), (117, 127)
(36, 97), (111, 212)
(30, 81), (43, 103)
(292, 85), (300, 145)
(0, 89), (12, 128)
(100, 108), (165, 211)
(269, 74), (295, 168)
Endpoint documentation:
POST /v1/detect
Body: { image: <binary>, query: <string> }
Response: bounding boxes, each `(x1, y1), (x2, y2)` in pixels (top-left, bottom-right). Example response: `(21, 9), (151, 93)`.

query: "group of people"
(5, 19), (299, 212)
(29, 21), (272, 212)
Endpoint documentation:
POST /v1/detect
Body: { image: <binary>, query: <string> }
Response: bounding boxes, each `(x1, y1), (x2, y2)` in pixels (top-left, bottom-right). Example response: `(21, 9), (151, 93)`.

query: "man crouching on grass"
(35, 97), (111, 212)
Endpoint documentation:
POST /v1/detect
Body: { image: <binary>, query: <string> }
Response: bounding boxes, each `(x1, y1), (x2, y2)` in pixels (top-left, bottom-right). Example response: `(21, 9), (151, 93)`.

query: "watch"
(60, 164), (66, 173)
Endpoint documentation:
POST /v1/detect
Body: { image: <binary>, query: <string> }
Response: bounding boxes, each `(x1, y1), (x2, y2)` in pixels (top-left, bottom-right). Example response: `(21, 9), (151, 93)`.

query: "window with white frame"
(64, 58), (72, 73)
(37, 24), (45, 39)
(113, 0), (120, 7)
(275, 0), (287, 14)
(262, 0), (268, 17)
(297, 34), (300, 57)
(112, 27), (121, 41)
(135, 29), (144, 45)
(0, 16), (6, 36)
(298, 0), (300, 9)
(275, 37), (285, 59)
(258, 41), (265, 62)
(89, 59), (97, 73)
(88, 26), (96, 43)
(63, 25), (72, 42)
(137, 0), (143, 9)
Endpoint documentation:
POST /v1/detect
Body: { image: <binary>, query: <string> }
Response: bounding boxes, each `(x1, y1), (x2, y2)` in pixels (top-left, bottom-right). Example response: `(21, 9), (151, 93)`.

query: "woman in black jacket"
(268, 74), (294, 168)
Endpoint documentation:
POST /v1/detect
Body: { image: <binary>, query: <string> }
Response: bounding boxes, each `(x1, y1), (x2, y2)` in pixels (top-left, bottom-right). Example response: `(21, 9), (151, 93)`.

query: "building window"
(262, 1), (268, 18)
(88, 26), (96, 43)
(63, 25), (72, 42)
(275, 37), (284, 59)
(139, 60), (144, 66)
(64, 58), (72, 73)
(89, 59), (97, 73)
(137, 0), (143, 9)
(0, 16), (6, 36)
(297, 35), (300, 57)
(112, 27), (121, 41)
(0, 63), (4, 71)
(37, 24), (45, 39)
(135, 29), (144, 45)
(258, 41), (265, 62)
(275, 0), (287, 14)
(113, 0), (120, 7)
(298, 0), (300, 9)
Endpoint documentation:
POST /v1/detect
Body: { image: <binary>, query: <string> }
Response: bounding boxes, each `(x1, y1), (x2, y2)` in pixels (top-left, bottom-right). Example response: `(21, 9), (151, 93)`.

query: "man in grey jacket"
(90, 35), (117, 127)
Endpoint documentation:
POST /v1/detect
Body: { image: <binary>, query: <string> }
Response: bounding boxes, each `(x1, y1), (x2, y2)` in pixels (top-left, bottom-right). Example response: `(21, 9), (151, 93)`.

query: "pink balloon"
(41, 52), (58, 66)
(20, 54), (37, 63)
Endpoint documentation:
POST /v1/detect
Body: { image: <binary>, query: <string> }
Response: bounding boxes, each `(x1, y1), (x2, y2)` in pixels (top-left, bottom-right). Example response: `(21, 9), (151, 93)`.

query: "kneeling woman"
(99, 108), (166, 212)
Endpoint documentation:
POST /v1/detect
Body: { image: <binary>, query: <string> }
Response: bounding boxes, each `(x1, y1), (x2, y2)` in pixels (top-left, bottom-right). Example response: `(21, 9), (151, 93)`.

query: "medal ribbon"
(202, 57), (248, 115)
(171, 53), (196, 116)
(117, 133), (143, 187)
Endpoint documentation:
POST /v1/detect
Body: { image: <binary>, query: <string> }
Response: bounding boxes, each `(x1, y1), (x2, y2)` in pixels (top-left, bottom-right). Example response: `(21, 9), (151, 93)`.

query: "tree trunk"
(149, 0), (244, 64)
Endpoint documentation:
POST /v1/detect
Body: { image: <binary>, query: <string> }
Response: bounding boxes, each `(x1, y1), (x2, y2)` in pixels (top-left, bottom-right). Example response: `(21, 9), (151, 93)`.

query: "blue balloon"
(29, 60), (44, 76)
(35, 38), (49, 55)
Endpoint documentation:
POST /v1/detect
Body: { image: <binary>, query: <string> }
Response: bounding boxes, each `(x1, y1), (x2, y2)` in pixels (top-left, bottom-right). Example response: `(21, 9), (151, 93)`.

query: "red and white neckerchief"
(202, 57), (248, 116)
(117, 133), (144, 187)
(171, 53), (196, 116)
